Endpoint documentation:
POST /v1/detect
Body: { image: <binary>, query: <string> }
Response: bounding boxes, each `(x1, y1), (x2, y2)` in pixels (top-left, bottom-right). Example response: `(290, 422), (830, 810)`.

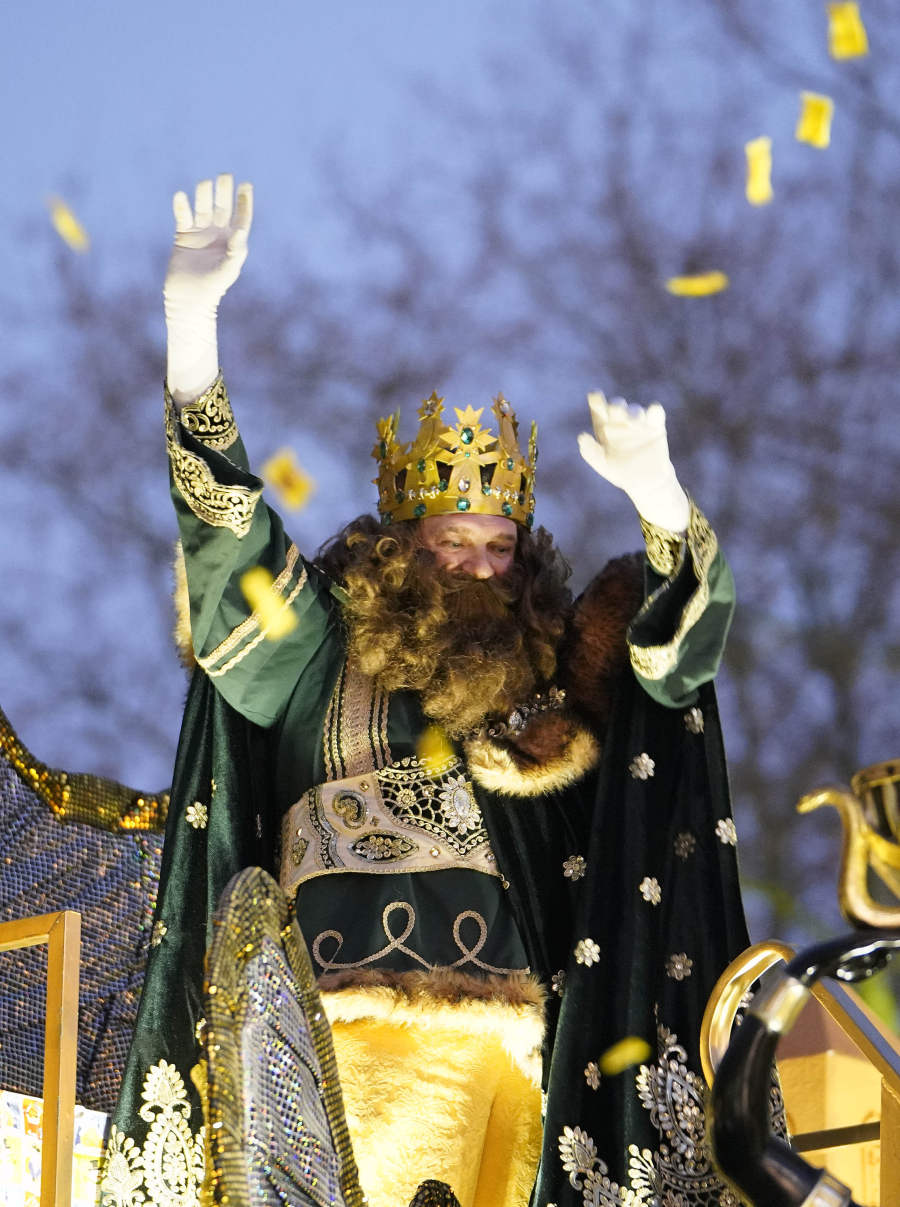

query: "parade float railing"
(0, 909), (81, 1207)
(703, 759), (900, 1206)
(702, 940), (900, 1205)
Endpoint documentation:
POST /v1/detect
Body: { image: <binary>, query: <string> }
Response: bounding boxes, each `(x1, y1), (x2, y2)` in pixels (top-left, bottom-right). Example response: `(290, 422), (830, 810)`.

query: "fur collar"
(464, 553), (645, 796)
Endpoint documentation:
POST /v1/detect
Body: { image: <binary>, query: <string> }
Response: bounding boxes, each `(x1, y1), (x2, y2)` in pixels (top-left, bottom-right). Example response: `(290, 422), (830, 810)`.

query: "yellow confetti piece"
(744, 136), (773, 206)
(416, 724), (455, 771)
(828, 2), (868, 59)
(47, 197), (89, 252)
(598, 1036), (653, 1077)
(239, 566), (298, 641)
(261, 448), (316, 510)
(796, 92), (834, 148)
(665, 271), (729, 297)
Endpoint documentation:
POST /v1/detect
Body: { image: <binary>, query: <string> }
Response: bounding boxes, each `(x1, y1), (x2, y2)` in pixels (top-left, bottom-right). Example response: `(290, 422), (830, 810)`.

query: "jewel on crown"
(373, 391), (538, 527)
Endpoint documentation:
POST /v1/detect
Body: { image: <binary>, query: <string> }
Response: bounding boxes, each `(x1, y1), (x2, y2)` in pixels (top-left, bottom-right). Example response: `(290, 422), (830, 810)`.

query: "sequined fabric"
(204, 866), (364, 1207)
(0, 707), (163, 1112)
(408, 1181), (462, 1206)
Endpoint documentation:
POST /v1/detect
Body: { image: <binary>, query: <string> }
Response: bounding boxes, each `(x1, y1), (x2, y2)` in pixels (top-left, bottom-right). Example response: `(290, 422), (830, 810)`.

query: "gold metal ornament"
(797, 760), (900, 929)
(373, 391), (537, 527)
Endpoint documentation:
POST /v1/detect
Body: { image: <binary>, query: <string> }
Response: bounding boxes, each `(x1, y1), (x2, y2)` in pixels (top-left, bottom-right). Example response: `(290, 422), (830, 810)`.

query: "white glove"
(164, 174), (253, 405)
(577, 392), (690, 532)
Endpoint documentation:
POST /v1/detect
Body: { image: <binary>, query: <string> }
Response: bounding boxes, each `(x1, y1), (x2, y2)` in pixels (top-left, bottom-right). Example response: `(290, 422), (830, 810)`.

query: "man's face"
(419, 513), (518, 579)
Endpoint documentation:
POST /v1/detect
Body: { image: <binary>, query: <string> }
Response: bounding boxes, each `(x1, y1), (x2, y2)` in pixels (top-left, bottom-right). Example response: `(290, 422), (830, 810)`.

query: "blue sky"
(0, 0), (510, 273)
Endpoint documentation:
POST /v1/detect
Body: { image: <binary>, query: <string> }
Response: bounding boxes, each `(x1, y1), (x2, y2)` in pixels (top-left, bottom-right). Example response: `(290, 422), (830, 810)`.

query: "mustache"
(420, 558), (524, 621)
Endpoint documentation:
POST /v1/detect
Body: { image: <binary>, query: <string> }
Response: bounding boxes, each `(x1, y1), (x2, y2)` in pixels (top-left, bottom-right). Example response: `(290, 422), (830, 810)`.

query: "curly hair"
(316, 515), (573, 737)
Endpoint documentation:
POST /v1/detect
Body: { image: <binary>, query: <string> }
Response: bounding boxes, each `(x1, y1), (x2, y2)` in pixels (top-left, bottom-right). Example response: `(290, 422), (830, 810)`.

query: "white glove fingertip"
(194, 179), (214, 227)
(213, 173), (234, 228)
(646, 401), (666, 426)
(235, 182), (254, 233)
(172, 191), (193, 233)
(606, 397), (631, 424)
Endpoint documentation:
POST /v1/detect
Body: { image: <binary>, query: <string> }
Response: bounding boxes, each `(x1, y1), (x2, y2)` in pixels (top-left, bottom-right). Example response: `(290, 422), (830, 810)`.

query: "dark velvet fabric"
(109, 627), (748, 1206)
(110, 667), (278, 1150)
(480, 677), (748, 1203)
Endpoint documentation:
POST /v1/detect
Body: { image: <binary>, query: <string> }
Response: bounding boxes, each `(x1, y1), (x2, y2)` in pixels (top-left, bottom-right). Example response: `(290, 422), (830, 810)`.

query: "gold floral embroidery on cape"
(100, 1059), (205, 1206)
(557, 1125), (640, 1204)
(558, 1024), (740, 1206)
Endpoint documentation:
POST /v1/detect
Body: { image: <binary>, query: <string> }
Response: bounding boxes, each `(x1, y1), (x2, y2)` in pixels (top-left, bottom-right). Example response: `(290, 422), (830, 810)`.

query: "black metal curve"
(710, 929), (900, 1206)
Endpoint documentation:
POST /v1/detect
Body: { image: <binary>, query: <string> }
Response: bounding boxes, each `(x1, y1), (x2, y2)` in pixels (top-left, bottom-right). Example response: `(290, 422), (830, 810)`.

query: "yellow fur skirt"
(320, 970), (546, 1207)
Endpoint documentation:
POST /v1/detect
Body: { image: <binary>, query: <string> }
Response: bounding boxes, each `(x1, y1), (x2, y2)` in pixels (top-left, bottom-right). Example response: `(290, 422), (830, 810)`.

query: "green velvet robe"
(100, 382), (747, 1207)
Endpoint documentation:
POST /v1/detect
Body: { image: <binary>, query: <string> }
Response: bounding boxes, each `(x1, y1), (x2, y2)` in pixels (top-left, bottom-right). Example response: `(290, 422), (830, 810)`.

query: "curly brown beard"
(316, 516), (573, 738)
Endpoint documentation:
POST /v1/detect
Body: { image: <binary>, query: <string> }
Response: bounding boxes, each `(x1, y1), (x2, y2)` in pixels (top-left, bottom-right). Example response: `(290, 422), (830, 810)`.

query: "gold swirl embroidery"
(165, 396), (261, 538)
(629, 501), (719, 683)
(170, 373), (239, 451)
(311, 901), (523, 975)
(639, 514), (684, 578)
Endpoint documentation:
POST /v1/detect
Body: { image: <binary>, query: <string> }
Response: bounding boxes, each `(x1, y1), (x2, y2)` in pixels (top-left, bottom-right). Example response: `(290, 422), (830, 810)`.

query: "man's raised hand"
(577, 391), (690, 532)
(164, 174), (253, 405)
(165, 175), (253, 314)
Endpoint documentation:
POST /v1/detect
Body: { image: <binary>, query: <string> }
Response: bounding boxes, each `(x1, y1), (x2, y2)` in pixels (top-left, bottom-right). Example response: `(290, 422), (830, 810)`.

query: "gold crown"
(373, 392), (537, 527)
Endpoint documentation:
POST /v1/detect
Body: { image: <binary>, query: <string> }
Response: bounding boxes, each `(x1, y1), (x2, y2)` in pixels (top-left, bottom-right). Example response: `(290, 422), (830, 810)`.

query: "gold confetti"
(745, 136), (773, 206)
(239, 566), (298, 640)
(796, 92), (834, 148)
(665, 271), (729, 297)
(261, 448), (316, 510)
(416, 724), (454, 770)
(598, 1036), (653, 1077)
(47, 197), (90, 252)
(828, 2), (868, 59)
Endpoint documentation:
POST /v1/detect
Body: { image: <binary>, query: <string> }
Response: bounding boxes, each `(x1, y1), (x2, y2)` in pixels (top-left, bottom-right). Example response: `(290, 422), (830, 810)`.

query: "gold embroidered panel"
(323, 661), (392, 782)
(165, 397), (261, 539)
(629, 501), (719, 683)
(171, 374), (239, 451)
(280, 756), (501, 899)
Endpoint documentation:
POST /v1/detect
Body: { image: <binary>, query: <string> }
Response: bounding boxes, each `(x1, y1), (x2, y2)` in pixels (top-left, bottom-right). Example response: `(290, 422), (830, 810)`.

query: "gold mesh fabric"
(0, 706), (164, 1111)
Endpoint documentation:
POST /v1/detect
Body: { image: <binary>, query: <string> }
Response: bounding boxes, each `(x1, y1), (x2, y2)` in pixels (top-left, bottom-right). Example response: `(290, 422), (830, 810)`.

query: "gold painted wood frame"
(0, 910), (81, 1207)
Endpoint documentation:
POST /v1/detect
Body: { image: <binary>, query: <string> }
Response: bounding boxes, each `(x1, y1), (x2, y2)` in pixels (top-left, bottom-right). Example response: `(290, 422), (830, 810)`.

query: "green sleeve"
(165, 376), (340, 728)
(627, 501), (735, 708)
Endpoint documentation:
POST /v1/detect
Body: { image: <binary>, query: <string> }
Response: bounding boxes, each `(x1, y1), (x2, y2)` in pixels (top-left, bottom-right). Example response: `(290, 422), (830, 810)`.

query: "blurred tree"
(2, 0), (898, 943)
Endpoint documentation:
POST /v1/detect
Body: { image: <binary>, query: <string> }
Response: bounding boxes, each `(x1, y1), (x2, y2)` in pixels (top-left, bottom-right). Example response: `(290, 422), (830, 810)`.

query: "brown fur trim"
(318, 967), (546, 1082)
(172, 542), (196, 671)
(318, 966), (545, 1008)
(558, 552), (645, 733)
(465, 722), (600, 797)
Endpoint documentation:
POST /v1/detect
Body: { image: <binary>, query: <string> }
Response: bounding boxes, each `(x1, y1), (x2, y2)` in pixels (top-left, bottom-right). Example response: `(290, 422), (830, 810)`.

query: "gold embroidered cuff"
(167, 372), (239, 451)
(629, 501), (718, 682)
(639, 513), (685, 578)
(165, 393), (261, 538)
